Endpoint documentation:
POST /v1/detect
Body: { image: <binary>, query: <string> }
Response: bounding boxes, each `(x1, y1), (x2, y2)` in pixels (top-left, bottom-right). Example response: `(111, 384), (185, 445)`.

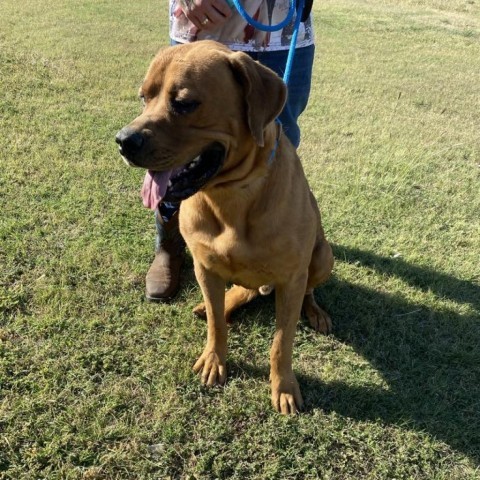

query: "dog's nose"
(115, 127), (144, 157)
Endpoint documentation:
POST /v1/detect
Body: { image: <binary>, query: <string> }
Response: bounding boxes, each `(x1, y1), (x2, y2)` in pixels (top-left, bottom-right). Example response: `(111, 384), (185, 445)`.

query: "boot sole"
(145, 287), (181, 303)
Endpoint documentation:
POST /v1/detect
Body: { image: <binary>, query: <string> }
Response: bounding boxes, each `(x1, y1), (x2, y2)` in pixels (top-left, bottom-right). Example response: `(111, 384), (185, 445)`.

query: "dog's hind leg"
(303, 235), (334, 334)
(193, 284), (260, 323)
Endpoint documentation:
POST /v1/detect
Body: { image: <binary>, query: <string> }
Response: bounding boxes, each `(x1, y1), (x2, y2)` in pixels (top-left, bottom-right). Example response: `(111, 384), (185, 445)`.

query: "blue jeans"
(160, 42), (314, 221)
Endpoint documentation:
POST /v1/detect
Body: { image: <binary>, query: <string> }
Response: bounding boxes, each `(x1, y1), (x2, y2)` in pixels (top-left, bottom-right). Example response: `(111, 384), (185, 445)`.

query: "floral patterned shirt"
(170, 0), (314, 51)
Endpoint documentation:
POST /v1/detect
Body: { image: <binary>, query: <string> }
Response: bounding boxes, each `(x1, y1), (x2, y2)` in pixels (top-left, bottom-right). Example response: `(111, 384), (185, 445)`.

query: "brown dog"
(116, 40), (334, 414)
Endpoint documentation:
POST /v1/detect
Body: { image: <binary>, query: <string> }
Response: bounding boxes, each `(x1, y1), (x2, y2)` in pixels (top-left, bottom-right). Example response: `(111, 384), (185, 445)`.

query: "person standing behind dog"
(145, 0), (316, 301)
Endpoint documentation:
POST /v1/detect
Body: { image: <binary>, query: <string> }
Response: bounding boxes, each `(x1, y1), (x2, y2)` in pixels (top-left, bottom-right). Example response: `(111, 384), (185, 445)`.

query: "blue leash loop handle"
(229, 0), (306, 85)
(230, 0), (296, 32)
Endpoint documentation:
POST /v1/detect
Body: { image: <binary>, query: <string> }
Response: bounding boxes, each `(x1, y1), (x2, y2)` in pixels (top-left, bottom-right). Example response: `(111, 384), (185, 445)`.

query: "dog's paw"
(192, 302), (207, 319)
(306, 305), (332, 335)
(271, 373), (304, 415)
(193, 303), (234, 324)
(303, 296), (332, 335)
(193, 350), (227, 387)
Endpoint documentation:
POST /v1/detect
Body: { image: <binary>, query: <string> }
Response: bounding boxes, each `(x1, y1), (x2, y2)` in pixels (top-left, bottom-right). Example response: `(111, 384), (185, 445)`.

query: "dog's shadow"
(224, 244), (480, 465)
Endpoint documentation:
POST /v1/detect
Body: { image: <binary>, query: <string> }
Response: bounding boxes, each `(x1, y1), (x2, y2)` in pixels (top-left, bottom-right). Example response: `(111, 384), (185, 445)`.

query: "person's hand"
(178, 0), (232, 31)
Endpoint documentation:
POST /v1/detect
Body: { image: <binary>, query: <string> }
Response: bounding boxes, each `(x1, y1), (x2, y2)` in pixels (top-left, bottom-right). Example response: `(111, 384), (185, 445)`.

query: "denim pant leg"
(248, 44), (315, 148)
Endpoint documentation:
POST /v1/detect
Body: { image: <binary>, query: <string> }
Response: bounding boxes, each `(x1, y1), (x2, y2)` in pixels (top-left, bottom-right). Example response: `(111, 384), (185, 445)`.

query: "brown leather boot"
(145, 210), (185, 302)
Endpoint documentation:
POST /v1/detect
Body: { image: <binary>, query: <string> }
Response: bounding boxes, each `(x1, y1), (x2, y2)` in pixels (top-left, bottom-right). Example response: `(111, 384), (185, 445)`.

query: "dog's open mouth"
(141, 142), (226, 209)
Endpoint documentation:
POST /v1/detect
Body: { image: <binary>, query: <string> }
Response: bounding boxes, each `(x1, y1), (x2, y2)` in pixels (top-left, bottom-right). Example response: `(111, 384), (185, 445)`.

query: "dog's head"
(115, 40), (286, 208)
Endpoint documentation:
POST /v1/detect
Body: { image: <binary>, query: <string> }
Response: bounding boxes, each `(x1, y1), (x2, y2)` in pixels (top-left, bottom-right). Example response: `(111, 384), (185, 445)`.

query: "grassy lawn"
(1, 0), (479, 478)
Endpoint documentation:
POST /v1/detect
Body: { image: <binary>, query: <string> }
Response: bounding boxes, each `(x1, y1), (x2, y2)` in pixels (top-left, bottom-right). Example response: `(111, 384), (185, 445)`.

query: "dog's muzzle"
(116, 125), (227, 207)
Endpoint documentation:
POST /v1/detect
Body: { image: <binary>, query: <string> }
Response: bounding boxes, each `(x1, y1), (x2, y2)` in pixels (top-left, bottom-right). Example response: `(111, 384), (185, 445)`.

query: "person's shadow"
(228, 244), (480, 464)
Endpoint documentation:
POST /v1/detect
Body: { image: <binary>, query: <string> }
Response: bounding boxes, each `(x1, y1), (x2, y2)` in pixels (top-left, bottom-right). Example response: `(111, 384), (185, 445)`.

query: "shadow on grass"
(229, 244), (480, 464)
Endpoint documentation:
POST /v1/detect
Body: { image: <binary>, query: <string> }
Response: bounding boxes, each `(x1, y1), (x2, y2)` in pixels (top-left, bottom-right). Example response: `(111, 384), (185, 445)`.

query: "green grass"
(1, 0), (479, 478)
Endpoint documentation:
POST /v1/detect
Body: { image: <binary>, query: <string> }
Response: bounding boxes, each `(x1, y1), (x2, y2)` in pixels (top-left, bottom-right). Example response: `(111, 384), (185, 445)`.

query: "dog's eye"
(171, 98), (200, 115)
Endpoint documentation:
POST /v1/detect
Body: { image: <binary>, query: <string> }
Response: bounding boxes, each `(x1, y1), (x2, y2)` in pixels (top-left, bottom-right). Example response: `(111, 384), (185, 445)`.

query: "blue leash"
(229, 0), (296, 33)
(229, 0), (306, 85)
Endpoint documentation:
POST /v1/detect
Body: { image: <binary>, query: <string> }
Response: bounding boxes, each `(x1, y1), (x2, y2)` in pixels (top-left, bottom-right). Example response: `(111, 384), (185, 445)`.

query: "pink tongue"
(141, 170), (173, 210)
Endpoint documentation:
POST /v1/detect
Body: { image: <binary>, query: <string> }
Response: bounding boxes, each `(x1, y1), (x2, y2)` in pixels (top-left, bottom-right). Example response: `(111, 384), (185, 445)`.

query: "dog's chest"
(180, 194), (307, 287)
(191, 228), (275, 288)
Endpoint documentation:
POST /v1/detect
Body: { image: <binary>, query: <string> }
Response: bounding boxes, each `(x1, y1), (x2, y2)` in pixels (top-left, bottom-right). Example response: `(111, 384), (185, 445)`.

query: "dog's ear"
(228, 51), (287, 147)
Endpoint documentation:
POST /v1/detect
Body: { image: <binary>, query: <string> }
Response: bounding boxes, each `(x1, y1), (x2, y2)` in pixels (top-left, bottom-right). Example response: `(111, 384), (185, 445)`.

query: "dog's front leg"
(193, 261), (227, 387)
(270, 273), (307, 414)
